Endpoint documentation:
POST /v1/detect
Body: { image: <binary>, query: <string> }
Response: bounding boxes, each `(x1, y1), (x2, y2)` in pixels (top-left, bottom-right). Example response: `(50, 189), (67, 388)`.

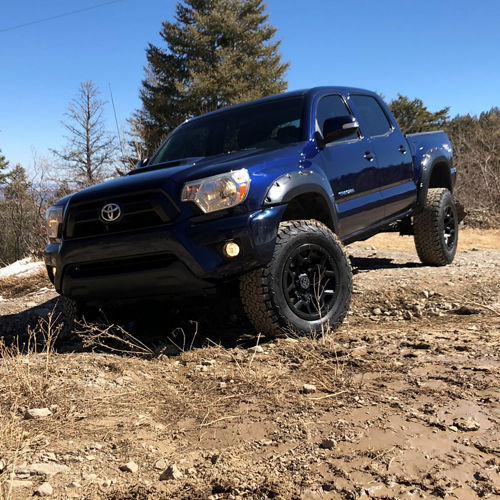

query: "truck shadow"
(0, 254), (423, 355)
(0, 295), (258, 355)
(0, 296), (60, 339)
(108, 295), (258, 351)
(350, 256), (422, 274)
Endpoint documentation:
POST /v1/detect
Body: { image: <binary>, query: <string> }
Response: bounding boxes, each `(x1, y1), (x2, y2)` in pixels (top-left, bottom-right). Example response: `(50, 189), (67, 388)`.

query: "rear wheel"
(413, 188), (458, 266)
(240, 220), (352, 337)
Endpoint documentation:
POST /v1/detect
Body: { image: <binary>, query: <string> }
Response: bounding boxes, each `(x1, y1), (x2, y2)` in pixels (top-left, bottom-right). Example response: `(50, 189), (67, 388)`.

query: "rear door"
(348, 94), (416, 217)
(316, 94), (385, 238)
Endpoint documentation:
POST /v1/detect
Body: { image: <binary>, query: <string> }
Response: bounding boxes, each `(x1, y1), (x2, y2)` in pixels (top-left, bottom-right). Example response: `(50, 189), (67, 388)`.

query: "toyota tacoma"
(45, 87), (458, 336)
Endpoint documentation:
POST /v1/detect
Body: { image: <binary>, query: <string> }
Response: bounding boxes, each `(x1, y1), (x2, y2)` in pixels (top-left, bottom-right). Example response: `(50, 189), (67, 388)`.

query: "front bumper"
(44, 206), (285, 301)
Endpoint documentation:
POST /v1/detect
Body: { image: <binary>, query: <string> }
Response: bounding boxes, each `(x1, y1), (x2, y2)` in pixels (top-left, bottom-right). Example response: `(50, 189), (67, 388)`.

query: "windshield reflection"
(149, 96), (305, 166)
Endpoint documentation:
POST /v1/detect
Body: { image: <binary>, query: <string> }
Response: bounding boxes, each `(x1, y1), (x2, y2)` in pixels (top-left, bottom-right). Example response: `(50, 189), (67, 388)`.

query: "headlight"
(181, 169), (250, 213)
(46, 206), (63, 240)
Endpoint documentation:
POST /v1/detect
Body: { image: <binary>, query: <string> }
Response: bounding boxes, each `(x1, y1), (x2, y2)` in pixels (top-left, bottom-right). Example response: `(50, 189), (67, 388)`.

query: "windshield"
(149, 96), (305, 165)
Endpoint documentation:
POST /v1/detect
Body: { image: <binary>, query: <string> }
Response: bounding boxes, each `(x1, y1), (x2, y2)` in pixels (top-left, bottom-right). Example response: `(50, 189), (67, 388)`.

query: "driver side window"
(316, 95), (358, 142)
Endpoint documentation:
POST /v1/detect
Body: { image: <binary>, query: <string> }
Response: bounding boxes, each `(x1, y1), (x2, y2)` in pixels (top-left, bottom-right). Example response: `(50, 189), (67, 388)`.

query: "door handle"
(398, 145), (407, 154)
(363, 151), (374, 161)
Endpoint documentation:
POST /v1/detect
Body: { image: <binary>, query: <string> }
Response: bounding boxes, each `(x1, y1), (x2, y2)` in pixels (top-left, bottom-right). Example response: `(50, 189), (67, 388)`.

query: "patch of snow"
(0, 258), (45, 279)
(28, 286), (52, 296)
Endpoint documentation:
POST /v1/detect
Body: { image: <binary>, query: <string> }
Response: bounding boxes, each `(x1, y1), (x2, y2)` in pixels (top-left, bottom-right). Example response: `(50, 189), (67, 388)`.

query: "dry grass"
(77, 319), (155, 357)
(64, 316), (356, 443)
(0, 311), (63, 499)
(0, 270), (50, 299)
(0, 311), (61, 410)
(160, 331), (356, 435)
(0, 326), (323, 496)
(68, 316), (355, 438)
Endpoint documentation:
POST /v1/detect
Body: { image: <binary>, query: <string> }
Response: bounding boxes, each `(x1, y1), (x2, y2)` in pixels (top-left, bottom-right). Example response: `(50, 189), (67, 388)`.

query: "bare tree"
(52, 81), (117, 187)
(447, 108), (500, 224)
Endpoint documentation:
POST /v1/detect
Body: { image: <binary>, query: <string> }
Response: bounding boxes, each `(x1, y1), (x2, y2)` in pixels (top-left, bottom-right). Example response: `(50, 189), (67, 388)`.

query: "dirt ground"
(0, 228), (499, 499)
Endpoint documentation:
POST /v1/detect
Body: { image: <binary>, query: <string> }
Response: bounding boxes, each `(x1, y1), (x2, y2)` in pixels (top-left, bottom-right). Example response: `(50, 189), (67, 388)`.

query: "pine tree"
(0, 165), (35, 262)
(132, 0), (289, 154)
(389, 94), (449, 135)
(52, 81), (117, 187)
(0, 148), (10, 184)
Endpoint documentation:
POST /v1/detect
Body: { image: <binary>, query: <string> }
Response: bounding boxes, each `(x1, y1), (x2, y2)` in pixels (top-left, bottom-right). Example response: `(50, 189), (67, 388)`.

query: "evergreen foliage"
(389, 94), (449, 135)
(0, 148), (10, 184)
(132, 0), (289, 155)
(0, 165), (45, 263)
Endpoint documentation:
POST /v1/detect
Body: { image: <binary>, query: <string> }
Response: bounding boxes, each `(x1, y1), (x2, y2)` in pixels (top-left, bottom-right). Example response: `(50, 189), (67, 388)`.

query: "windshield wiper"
(224, 147), (257, 155)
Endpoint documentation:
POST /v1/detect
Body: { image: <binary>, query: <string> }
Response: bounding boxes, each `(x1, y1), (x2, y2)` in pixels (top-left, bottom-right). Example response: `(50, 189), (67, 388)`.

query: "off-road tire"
(414, 188), (458, 266)
(59, 297), (99, 339)
(240, 220), (352, 337)
(60, 296), (78, 339)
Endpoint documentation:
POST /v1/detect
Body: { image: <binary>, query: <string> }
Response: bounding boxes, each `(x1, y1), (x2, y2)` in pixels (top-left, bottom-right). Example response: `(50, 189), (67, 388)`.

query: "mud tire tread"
(414, 188), (458, 266)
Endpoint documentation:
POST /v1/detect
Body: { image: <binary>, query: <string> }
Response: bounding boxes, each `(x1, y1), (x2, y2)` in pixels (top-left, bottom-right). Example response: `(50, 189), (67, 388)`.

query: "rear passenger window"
(350, 95), (392, 137)
(316, 95), (358, 142)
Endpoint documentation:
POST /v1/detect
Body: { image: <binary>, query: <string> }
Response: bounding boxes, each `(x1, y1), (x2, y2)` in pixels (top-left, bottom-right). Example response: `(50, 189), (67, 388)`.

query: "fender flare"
(262, 170), (340, 234)
(416, 154), (454, 212)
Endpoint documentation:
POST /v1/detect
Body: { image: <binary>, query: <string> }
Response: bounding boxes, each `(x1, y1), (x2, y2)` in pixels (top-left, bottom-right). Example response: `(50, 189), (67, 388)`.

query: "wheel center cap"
(298, 273), (310, 290)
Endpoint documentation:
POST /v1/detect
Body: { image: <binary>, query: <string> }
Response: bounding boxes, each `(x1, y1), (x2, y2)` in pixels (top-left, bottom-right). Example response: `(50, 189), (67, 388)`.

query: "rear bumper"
(44, 206), (285, 301)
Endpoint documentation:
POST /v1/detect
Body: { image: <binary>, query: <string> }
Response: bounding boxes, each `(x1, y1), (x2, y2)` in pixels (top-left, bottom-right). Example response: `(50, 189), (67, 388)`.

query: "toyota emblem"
(100, 203), (121, 222)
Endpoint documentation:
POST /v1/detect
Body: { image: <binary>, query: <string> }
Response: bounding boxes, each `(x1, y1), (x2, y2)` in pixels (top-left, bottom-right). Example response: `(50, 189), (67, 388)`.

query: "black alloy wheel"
(443, 205), (457, 250)
(282, 243), (339, 321)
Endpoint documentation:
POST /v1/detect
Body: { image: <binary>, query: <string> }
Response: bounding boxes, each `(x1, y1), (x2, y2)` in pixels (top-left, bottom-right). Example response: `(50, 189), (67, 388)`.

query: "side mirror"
(322, 115), (359, 144)
(136, 157), (149, 169)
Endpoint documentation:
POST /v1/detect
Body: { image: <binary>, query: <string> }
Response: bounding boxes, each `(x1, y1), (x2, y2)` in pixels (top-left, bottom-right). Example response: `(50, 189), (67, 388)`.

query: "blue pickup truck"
(45, 87), (458, 336)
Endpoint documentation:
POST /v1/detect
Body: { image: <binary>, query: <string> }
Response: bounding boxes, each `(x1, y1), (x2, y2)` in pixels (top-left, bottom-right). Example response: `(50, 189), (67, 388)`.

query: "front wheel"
(240, 220), (352, 337)
(59, 297), (100, 339)
(413, 188), (458, 266)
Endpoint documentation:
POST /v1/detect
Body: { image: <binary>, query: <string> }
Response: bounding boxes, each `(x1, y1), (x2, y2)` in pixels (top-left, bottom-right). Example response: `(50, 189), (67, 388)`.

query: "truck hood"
(133, 143), (306, 182)
(64, 144), (305, 205)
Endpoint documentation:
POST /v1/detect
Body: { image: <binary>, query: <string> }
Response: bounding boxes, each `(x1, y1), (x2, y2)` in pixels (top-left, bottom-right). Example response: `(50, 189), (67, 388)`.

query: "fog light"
(52, 267), (57, 277)
(223, 241), (240, 258)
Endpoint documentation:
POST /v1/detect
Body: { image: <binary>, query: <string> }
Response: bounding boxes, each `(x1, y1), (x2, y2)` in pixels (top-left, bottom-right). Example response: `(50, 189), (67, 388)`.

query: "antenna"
(109, 83), (125, 160)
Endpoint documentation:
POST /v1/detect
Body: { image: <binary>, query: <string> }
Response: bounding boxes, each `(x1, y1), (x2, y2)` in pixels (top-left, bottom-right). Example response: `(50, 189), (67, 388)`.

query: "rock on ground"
(35, 482), (53, 496)
(25, 408), (52, 419)
(160, 464), (183, 480)
(120, 461), (139, 473)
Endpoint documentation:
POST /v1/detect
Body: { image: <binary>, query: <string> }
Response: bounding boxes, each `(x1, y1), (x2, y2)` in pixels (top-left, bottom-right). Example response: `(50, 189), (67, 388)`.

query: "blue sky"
(1, 0), (499, 171)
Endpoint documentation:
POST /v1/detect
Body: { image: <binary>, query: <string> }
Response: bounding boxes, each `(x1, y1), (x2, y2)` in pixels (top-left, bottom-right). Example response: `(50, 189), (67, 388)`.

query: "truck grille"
(66, 253), (177, 279)
(64, 191), (179, 239)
